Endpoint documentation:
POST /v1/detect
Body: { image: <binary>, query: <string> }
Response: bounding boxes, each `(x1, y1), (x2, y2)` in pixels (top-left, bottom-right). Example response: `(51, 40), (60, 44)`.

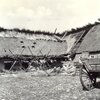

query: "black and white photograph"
(0, 0), (100, 100)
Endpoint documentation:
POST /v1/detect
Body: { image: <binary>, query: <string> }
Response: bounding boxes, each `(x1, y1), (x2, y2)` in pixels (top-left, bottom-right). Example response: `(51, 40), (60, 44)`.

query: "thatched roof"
(77, 24), (100, 53)
(0, 37), (67, 57)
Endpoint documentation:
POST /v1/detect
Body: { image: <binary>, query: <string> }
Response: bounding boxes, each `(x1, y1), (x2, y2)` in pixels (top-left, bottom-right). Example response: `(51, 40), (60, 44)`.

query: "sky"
(0, 0), (100, 32)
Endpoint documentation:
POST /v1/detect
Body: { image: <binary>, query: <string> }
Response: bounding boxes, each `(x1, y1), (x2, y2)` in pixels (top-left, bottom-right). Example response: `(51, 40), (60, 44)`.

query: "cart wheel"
(80, 65), (95, 90)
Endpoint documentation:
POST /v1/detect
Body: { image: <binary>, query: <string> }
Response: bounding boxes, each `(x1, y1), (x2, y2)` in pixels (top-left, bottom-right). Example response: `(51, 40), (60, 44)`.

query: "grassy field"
(0, 71), (100, 100)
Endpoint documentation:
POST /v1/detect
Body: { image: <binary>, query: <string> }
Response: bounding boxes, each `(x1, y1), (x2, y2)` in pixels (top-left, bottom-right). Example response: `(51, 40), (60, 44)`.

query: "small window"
(22, 46), (25, 48)
(20, 41), (24, 43)
(90, 55), (94, 58)
(32, 46), (35, 48)
(33, 42), (36, 44)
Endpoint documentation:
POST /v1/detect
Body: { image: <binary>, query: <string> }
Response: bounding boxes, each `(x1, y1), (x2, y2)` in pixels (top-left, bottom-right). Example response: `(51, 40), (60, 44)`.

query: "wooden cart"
(80, 58), (100, 90)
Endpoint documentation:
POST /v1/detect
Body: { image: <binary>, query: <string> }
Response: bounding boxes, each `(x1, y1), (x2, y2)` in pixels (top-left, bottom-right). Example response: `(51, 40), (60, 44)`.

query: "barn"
(74, 24), (100, 62)
(0, 31), (67, 71)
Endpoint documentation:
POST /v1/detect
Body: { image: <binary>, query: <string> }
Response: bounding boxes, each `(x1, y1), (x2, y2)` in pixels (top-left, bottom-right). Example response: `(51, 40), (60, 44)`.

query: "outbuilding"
(74, 24), (100, 62)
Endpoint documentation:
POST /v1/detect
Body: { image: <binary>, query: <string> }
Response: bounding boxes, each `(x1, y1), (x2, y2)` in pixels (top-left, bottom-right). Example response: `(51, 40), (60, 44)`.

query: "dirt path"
(0, 72), (100, 100)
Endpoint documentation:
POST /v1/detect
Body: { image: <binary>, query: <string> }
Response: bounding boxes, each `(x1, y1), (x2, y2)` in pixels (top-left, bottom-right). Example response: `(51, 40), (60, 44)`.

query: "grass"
(0, 71), (100, 100)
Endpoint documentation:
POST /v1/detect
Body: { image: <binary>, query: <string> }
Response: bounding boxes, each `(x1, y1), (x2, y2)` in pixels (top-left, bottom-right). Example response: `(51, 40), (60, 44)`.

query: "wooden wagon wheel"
(79, 65), (96, 90)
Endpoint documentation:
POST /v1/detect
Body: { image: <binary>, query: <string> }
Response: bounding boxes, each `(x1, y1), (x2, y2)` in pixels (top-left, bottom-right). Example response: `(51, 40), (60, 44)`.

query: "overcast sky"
(0, 0), (100, 32)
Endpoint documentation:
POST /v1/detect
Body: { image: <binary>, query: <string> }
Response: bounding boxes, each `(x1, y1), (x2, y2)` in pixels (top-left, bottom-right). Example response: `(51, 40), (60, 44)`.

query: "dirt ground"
(0, 71), (100, 100)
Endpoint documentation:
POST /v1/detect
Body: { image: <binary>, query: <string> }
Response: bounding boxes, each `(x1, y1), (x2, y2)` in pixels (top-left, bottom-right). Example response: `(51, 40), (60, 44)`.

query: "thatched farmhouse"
(74, 24), (100, 62)
(0, 29), (67, 71)
(0, 22), (99, 71)
(63, 23), (97, 59)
